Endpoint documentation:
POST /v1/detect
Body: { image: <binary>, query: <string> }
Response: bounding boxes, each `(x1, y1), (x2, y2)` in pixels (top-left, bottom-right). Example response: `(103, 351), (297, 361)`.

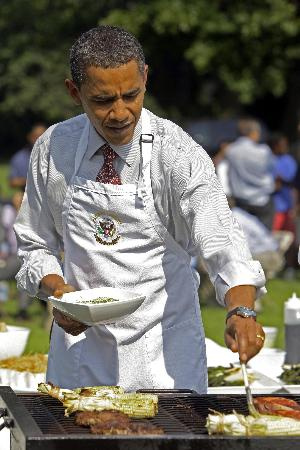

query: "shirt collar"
(86, 116), (142, 167)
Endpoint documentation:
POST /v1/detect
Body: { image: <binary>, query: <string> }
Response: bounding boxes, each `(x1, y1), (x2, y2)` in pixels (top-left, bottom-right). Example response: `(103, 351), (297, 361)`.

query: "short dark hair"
(70, 25), (145, 87)
(237, 118), (261, 137)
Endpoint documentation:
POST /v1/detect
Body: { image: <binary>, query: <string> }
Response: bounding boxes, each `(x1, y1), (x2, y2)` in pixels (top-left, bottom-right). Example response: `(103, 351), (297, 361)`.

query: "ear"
(143, 65), (148, 87)
(65, 79), (82, 106)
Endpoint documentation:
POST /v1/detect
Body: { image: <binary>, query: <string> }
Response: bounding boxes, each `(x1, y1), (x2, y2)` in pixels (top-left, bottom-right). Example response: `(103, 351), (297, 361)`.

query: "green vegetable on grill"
(76, 297), (119, 304)
(206, 411), (300, 436)
(63, 393), (158, 417)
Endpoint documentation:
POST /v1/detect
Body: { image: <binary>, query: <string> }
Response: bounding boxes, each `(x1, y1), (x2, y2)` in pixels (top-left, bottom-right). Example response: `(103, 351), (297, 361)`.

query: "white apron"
(47, 109), (207, 393)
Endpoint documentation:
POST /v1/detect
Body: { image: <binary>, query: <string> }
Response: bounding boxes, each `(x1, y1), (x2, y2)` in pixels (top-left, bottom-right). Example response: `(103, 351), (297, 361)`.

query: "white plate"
(49, 287), (145, 325)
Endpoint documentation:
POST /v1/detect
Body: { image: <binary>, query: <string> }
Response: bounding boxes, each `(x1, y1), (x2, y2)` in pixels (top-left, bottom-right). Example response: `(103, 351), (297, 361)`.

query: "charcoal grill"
(1, 386), (300, 449)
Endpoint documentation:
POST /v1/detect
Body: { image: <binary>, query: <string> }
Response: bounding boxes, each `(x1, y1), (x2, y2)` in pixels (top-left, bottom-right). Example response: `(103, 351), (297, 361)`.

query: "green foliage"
(104, 0), (300, 115)
(0, 0), (299, 125)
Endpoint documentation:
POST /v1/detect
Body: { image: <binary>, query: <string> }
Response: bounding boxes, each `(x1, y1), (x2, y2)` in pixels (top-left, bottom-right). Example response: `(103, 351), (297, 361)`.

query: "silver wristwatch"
(226, 306), (257, 323)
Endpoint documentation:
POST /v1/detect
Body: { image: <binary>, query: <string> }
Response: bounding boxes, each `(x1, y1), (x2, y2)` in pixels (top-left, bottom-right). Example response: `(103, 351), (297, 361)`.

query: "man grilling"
(14, 25), (266, 391)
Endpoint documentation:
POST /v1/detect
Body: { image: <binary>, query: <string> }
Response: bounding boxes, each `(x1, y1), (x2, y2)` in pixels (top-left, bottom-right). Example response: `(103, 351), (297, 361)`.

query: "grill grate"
(18, 392), (300, 436)
(2, 389), (300, 450)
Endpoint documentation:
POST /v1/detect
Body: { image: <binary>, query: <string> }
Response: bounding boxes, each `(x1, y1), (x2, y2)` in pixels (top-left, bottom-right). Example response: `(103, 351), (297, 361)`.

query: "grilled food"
(38, 382), (124, 402)
(75, 410), (163, 435)
(38, 382), (158, 418)
(254, 397), (300, 420)
(75, 410), (130, 427)
(207, 397), (300, 436)
(206, 411), (300, 436)
(90, 420), (164, 435)
(63, 392), (158, 417)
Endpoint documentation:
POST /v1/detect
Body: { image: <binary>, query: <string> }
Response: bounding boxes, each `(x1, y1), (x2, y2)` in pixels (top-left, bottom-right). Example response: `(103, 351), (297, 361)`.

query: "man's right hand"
(41, 274), (89, 336)
(52, 308), (89, 336)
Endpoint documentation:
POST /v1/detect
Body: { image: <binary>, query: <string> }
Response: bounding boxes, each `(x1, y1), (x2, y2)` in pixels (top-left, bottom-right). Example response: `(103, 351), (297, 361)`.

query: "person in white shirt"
(226, 119), (275, 229)
(14, 25), (266, 391)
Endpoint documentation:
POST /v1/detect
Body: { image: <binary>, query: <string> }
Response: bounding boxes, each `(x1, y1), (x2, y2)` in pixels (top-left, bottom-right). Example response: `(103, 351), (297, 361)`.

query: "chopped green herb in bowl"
(76, 297), (119, 304)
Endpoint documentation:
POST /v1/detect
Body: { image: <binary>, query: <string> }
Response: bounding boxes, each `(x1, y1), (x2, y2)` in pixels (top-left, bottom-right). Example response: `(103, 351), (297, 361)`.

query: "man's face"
(66, 60), (148, 145)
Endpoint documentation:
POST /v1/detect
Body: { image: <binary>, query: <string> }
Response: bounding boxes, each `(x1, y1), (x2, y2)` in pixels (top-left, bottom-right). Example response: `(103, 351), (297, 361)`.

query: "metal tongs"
(241, 363), (259, 417)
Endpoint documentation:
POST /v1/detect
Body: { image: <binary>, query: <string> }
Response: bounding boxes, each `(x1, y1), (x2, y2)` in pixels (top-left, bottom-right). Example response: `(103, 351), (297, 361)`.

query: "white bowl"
(49, 287), (145, 326)
(0, 325), (30, 360)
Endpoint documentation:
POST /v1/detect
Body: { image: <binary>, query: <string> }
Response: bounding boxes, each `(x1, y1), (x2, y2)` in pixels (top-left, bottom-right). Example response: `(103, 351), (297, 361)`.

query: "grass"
(202, 277), (300, 349)
(1, 161), (300, 354)
(1, 277), (300, 355)
(0, 282), (50, 354)
(0, 162), (14, 199)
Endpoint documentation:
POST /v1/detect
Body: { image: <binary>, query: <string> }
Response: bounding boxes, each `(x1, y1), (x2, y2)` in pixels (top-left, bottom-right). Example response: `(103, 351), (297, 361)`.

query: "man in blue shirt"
(269, 133), (297, 233)
(9, 124), (46, 191)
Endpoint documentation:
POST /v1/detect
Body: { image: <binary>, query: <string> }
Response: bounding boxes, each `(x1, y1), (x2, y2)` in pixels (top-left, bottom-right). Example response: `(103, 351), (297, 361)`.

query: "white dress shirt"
(14, 110), (266, 305)
(226, 136), (275, 206)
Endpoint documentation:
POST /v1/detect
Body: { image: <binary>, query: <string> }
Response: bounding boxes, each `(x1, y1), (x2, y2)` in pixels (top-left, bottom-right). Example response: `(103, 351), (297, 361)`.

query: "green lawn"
(1, 161), (300, 354)
(202, 277), (300, 350)
(1, 282), (50, 354)
(1, 277), (300, 355)
(0, 162), (14, 199)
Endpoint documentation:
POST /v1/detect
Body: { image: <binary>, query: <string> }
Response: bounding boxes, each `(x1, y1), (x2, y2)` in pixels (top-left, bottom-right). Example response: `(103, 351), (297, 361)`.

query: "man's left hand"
(224, 315), (265, 363)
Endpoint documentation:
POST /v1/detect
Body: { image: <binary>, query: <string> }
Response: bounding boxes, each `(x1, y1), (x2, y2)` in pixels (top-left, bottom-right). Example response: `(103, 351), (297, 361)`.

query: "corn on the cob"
(37, 382), (74, 402)
(62, 393), (158, 418)
(37, 383), (125, 402)
(73, 386), (125, 396)
(206, 411), (300, 436)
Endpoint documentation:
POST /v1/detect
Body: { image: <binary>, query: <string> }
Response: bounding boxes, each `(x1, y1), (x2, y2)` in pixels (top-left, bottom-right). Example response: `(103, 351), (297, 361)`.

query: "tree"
(0, 0), (299, 154)
(104, 0), (300, 122)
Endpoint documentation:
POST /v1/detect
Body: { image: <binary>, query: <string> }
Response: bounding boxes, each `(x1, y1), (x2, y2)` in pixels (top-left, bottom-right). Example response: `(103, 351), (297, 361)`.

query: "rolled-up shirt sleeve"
(14, 134), (64, 300)
(178, 146), (266, 306)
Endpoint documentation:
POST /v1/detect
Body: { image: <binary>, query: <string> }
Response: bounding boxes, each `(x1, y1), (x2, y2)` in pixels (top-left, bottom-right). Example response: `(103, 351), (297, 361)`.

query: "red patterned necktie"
(96, 143), (122, 185)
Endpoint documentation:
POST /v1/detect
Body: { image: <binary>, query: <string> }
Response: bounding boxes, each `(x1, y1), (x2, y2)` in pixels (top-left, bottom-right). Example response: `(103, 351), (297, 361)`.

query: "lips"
(107, 123), (132, 133)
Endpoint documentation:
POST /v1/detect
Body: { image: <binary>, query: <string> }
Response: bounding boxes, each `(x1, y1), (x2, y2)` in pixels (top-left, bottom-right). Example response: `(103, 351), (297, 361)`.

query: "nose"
(109, 98), (129, 123)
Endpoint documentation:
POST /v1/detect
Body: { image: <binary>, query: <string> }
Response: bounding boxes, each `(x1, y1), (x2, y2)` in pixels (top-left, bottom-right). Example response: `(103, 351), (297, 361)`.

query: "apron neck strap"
(139, 109), (154, 179)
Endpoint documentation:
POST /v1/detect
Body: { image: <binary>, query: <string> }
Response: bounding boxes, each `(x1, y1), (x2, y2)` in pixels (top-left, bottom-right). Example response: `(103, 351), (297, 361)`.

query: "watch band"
(226, 306), (257, 323)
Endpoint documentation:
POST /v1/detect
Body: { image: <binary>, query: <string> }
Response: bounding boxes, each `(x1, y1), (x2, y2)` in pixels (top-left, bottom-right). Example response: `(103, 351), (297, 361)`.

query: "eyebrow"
(90, 88), (141, 101)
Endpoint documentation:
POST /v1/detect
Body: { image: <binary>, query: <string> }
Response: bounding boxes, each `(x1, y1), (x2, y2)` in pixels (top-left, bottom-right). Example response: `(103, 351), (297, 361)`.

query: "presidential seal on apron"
(92, 213), (121, 245)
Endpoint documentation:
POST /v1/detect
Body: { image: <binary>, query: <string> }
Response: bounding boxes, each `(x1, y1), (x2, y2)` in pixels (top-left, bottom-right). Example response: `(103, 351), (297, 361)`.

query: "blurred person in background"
(196, 144), (291, 308)
(0, 191), (29, 318)
(226, 118), (275, 229)
(269, 133), (298, 278)
(269, 133), (297, 234)
(9, 123), (47, 191)
(212, 139), (232, 199)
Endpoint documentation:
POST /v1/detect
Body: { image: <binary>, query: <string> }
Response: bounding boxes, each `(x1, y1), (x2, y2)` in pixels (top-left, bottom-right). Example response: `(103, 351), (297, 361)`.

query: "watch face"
(236, 308), (256, 318)
(226, 306), (256, 323)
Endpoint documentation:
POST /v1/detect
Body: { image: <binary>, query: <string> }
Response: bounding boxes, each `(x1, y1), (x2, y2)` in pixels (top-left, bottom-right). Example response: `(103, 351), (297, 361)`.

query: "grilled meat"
(90, 420), (164, 435)
(75, 410), (130, 427)
(75, 409), (164, 435)
(254, 397), (300, 420)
